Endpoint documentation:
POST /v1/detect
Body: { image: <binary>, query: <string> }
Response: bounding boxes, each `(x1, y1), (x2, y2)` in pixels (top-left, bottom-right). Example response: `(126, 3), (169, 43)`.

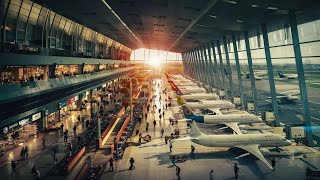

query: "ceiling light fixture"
(223, 0), (238, 4)
(267, 6), (279, 10)
(236, 19), (243, 23)
(197, 24), (209, 27)
(208, 15), (217, 18)
(251, 4), (258, 8)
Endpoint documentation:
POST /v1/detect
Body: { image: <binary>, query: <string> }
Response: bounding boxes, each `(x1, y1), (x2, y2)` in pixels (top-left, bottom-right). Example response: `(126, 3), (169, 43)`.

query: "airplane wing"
(208, 108), (223, 115)
(221, 122), (243, 134)
(235, 144), (273, 169)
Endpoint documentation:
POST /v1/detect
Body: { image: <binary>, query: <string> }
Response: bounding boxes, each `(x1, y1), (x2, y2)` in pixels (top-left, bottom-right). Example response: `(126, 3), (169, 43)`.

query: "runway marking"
(309, 101), (320, 105)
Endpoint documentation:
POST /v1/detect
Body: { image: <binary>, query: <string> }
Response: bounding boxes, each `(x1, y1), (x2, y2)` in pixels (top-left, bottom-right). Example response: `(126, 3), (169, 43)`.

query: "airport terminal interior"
(1, 0), (320, 179)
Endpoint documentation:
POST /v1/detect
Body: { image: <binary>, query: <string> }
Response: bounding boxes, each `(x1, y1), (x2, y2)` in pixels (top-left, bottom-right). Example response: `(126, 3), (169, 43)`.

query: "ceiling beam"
(167, 0), (220, 51)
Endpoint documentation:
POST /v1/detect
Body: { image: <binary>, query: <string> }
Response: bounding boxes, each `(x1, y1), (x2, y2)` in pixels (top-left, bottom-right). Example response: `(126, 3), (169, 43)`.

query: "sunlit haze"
(130, 48), (182, 61)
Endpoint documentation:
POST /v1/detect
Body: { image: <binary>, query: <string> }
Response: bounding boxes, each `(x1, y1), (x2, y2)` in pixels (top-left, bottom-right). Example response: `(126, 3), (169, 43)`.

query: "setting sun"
(149, 56), (161, 67)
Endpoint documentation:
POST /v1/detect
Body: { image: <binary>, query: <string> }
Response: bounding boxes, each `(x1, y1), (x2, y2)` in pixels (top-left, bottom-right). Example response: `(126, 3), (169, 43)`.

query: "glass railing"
(0, 67), (134, 101)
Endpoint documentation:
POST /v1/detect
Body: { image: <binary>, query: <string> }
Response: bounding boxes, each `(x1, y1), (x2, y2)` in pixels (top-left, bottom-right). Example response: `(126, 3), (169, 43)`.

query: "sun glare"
(149, 56), (161, 67)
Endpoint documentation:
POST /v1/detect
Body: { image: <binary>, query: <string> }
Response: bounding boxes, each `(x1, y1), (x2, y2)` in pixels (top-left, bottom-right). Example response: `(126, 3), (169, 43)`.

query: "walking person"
(162, 111), (165, 119)
(146, 122), (149, 131)
(169, 139), (173, 153)
(20, 147), (25, 158)
(272, 158), (276, 171)
(209, 170), (214, 180)
(109, 157), (114, 172)
(190, 145), (195, 157)
(161, 128), (164, 138)
(153, 120), (156, 129)
(77, 115), (81, 122)
(64, 130), (68, 142)
(166, 103), (168, 110)
(234, 163), (239, 180)
(176, 166), (181, 180)
(158, 109), (161, 114)
(138, 133), (142, 144)
(60, 123), (64, 133)
(11, 160), (17, 176)
(159, 114), (162, 121)
(42, 136), (46, 149)
(129, 157), (135, 170)
(73, 125), (77, 136)
(25, 145), (29, 158)
(53, 147), (57, 163)
(32, 165), (40, 180)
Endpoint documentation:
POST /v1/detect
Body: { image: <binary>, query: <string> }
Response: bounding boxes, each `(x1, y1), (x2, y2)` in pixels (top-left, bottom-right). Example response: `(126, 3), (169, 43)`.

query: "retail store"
(58, 95), (79, 121)
(1, 65), (47, 83)
(0, 112), (41, 152)
(55, 65), (79, 77)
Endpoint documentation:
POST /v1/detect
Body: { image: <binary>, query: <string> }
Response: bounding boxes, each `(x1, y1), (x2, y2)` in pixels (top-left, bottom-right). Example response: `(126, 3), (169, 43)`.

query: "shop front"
(0, 112), (41, 152)
(58, 95), (80, 121)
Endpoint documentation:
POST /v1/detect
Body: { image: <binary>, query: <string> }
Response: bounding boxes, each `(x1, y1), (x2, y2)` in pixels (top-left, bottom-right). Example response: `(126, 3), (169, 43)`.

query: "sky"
(130, 48), (182, 61)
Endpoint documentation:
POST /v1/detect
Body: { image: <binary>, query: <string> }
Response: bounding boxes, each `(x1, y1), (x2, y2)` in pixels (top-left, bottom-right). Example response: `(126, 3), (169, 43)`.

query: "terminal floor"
(0, 103), (98, 180)
(101, 77), (320, 180)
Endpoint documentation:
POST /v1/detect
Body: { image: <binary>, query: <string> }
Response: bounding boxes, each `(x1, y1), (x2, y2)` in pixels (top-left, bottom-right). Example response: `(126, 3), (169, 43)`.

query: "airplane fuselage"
(181, 93), (219, 100)
(185, 101), (235, 109)
(192, 134), (291, 148)
(188, 114), (262, 124)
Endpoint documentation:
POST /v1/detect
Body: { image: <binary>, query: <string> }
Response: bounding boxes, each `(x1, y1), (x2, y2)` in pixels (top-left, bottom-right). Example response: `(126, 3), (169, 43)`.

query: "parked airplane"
(179, 86), (207, 94)
(180, 93), (220, 100)
(185, 100), (236, 110)
(269, 90), (300, 103)
(182, 106), (263, 134)
(242, 70), (266, 80)
(177, 121), (292, 169)
(278, 71), (298, 79)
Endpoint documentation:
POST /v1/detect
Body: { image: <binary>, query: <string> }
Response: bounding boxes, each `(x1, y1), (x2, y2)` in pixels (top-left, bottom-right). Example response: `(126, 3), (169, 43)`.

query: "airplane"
(181, 105), (263, 134)
(270, 90), (300, 103)
(245, 74), (263, 80)
(278, 71), (298, 79)
(177, 121), (292, 169)
(185, 100), (236, 110)
(180, 93), (220, 100)
(179, 86), (207, 94)
(242, 70), (266, 80)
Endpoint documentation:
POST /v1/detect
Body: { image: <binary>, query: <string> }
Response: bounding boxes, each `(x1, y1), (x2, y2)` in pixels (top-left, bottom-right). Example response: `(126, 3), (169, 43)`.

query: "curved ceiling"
(36, 0), (319, 53)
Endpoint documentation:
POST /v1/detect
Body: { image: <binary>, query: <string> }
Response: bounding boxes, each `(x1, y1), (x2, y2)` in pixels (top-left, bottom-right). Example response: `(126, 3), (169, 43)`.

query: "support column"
(48, 63), (56, 78)
(261, 23), (280, 126)
(223, 36), (234, 103)
(192, 50), (201, 81)
(210, 43), (221, 93)
(194, 49), (203, 83)
(199, 47), (210, 86)
(289, 11), (313, 145)
(232, 35), (245, 109)
(207, 43), (217, 91)
(204, 44), (215, 91)
(197, 48), (207, 84)
(216, 40), (228, 99)
(79, 63), (85, 74)
(201, 46), (212, 90)
(244, 31), (259, 115)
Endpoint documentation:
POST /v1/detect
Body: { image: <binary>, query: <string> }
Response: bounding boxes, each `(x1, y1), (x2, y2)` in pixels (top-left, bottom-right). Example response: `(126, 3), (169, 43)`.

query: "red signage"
(67, 97), (76, 105)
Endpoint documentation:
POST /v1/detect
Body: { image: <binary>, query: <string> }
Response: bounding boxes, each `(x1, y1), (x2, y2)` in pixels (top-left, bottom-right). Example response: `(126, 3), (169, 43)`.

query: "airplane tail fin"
(190, 121), (203, 137)
(181, 105), (195, 118)
(278, 71), (285, 78)
(176, 95), (185, 105)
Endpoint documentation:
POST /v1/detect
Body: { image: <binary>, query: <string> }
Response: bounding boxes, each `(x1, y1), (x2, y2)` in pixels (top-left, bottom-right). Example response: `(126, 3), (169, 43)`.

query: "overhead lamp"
(208, 15), (217, 18)
(236, 19), (243, 23)
(251, 4), (258, 8)
(223, 0), (238, 4)
(197, 24), (209, 27)
(267, 6), (279, 10)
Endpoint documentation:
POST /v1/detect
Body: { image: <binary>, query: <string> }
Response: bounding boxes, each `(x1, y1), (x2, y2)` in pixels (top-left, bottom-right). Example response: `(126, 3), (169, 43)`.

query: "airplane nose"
(286, 140), (292, 145)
